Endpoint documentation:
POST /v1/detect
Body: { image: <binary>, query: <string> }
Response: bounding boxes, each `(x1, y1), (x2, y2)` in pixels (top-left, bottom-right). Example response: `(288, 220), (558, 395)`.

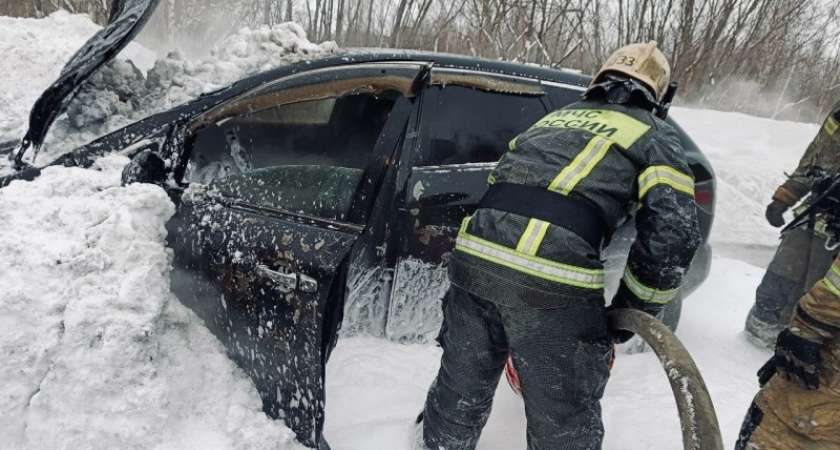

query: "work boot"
(745, 310), (782, 349)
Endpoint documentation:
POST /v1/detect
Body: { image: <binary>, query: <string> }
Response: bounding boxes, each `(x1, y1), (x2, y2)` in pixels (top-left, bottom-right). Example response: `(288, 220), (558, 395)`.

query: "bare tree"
(4, 0), (840, 120)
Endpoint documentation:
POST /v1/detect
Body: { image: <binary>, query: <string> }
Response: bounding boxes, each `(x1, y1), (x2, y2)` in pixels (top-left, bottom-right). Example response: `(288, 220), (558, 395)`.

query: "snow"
(0, 155), (304, 450)
(325, 257), (772, 450)
(0, 10), (826, 450)
(0, 11), (155, 149)
(670, 107), (818, 262)
(0, 13), (338, 173)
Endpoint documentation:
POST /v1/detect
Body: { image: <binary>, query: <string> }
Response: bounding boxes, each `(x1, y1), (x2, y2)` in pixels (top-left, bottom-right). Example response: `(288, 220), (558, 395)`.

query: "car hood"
(12, 0), (160, 169)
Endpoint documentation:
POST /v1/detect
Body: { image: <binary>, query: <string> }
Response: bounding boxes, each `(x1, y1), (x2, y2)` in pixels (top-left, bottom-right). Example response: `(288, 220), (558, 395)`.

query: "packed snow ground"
(0, 11), (822, 450)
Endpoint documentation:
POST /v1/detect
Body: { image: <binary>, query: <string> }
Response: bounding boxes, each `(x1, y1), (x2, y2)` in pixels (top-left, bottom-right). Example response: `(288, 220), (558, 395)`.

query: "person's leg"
(747, 228), (813, 346)
(780, 233), (840, 325)
(421, 285), (508, 450)
(502, 299), (611, 450)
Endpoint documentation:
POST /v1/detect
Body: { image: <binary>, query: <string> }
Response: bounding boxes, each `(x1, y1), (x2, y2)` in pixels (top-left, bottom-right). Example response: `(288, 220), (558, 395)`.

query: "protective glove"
(773, 327), (824, 390)
(764, 199), (788, 228)
(756, 356), (776, 387)
(607, 280), (664, 344)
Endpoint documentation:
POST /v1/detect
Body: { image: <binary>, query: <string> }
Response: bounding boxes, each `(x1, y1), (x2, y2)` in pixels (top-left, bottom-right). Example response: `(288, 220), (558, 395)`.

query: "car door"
(166, 62), (424, 449)
(385, 68), (554, 342)
(12, 0), (161, 168)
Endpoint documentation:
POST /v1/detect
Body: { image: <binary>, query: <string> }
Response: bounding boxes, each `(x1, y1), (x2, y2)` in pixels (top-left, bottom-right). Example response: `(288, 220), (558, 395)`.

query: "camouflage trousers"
(746, 228), (838, 347)
(421, 285), (612, 450)
(735, 339), (840, 450)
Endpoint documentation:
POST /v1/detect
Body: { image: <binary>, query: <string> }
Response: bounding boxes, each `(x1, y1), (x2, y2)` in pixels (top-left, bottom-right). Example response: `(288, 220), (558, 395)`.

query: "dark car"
(1, 1), (715, 449)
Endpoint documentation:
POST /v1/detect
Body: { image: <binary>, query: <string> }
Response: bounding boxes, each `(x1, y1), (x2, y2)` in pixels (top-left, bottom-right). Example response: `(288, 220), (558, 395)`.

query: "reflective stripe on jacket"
(449, 100), (701, 308)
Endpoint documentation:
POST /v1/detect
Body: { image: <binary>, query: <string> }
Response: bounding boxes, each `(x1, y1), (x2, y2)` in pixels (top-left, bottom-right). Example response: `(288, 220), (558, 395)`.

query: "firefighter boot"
(745, 305), (784, 349)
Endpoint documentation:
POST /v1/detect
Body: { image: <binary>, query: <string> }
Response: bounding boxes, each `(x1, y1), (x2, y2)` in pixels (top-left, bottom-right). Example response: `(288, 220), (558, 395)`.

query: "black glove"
(756, 356), (777, 387)
(773, 328), (823, 390)
(607, 281), (665, 344)
(764, 200), (788, 228)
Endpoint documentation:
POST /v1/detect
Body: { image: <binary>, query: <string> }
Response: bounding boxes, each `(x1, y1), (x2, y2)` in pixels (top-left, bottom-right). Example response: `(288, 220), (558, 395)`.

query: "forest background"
(2, 0), (840, 122)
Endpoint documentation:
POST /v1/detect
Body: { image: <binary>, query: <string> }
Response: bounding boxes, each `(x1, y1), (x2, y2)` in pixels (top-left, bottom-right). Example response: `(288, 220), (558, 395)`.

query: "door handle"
(256, 265), (319, 293)
(297, 273), (319, 293)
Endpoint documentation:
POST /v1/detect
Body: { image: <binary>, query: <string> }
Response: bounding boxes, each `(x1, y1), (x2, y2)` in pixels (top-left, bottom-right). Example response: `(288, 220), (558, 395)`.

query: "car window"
(183, 90), (399, 221)
(545, 83), (586, 109)
(209, 166), (364, 222)
(414, 84), (549, 167)
(186, 92), (396, 180)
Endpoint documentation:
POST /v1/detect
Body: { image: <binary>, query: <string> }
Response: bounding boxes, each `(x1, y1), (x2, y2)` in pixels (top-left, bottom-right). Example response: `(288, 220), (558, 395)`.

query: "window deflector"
(429, 68), (546, 96)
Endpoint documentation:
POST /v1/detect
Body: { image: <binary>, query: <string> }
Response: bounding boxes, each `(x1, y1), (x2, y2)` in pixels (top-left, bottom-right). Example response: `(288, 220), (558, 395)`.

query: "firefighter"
(736, 255), (840, 450)
(745, 103), (840, 348)
(416, 41), (701, 450)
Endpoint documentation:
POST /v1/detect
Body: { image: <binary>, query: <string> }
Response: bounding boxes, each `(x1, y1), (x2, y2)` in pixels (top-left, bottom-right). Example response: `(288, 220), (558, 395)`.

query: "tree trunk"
(390, 0), (409, 47)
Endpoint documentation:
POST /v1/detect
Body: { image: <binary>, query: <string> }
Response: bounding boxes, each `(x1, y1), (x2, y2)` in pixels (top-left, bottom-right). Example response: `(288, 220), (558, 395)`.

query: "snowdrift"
(0, 12), (338, 171)
(0, 155), (305, 450)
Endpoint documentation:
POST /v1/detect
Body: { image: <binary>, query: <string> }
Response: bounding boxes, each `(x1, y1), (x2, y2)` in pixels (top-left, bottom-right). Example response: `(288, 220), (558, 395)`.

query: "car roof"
(250, 48), (594, 89)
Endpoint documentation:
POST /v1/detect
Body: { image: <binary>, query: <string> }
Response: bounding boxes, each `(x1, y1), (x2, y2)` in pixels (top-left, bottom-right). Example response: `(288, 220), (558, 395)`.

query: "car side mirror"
(122, 148), (167, 187)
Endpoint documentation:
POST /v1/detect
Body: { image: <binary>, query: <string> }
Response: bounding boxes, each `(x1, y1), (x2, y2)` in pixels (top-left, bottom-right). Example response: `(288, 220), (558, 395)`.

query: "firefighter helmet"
(592, 41), (670, 101)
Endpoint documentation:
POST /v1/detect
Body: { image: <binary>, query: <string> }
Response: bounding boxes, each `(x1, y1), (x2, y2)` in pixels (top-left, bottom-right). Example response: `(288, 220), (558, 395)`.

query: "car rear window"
(414, 84), (549, 166)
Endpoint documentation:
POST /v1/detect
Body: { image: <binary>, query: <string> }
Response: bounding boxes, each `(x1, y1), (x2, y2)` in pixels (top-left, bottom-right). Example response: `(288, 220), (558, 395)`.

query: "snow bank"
(36, 21), (338, 166)
(0, 11), (338, 172)
(0, 156), (304, 450)
(0, 11), (154, 147)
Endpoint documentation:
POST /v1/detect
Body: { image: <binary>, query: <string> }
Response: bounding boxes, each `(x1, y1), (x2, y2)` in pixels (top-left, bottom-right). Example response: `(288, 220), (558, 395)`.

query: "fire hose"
(608, 308), (723, 450)
(505, 309), (724, 450)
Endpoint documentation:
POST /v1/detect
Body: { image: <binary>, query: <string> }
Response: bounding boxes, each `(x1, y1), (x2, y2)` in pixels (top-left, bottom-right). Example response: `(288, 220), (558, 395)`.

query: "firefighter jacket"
(448, 97), (702, 309)
(773, 101), (840, 208)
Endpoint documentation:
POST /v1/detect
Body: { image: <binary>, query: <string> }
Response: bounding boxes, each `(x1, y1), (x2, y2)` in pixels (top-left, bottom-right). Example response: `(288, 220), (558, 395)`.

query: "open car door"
(13, 0), (161, 168)
(166, 63), (425, 449)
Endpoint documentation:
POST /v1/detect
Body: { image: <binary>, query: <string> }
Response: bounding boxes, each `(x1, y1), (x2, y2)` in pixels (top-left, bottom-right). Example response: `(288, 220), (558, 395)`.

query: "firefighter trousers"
(421, 284), (612, 450)
(746, 228), (838, 346)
